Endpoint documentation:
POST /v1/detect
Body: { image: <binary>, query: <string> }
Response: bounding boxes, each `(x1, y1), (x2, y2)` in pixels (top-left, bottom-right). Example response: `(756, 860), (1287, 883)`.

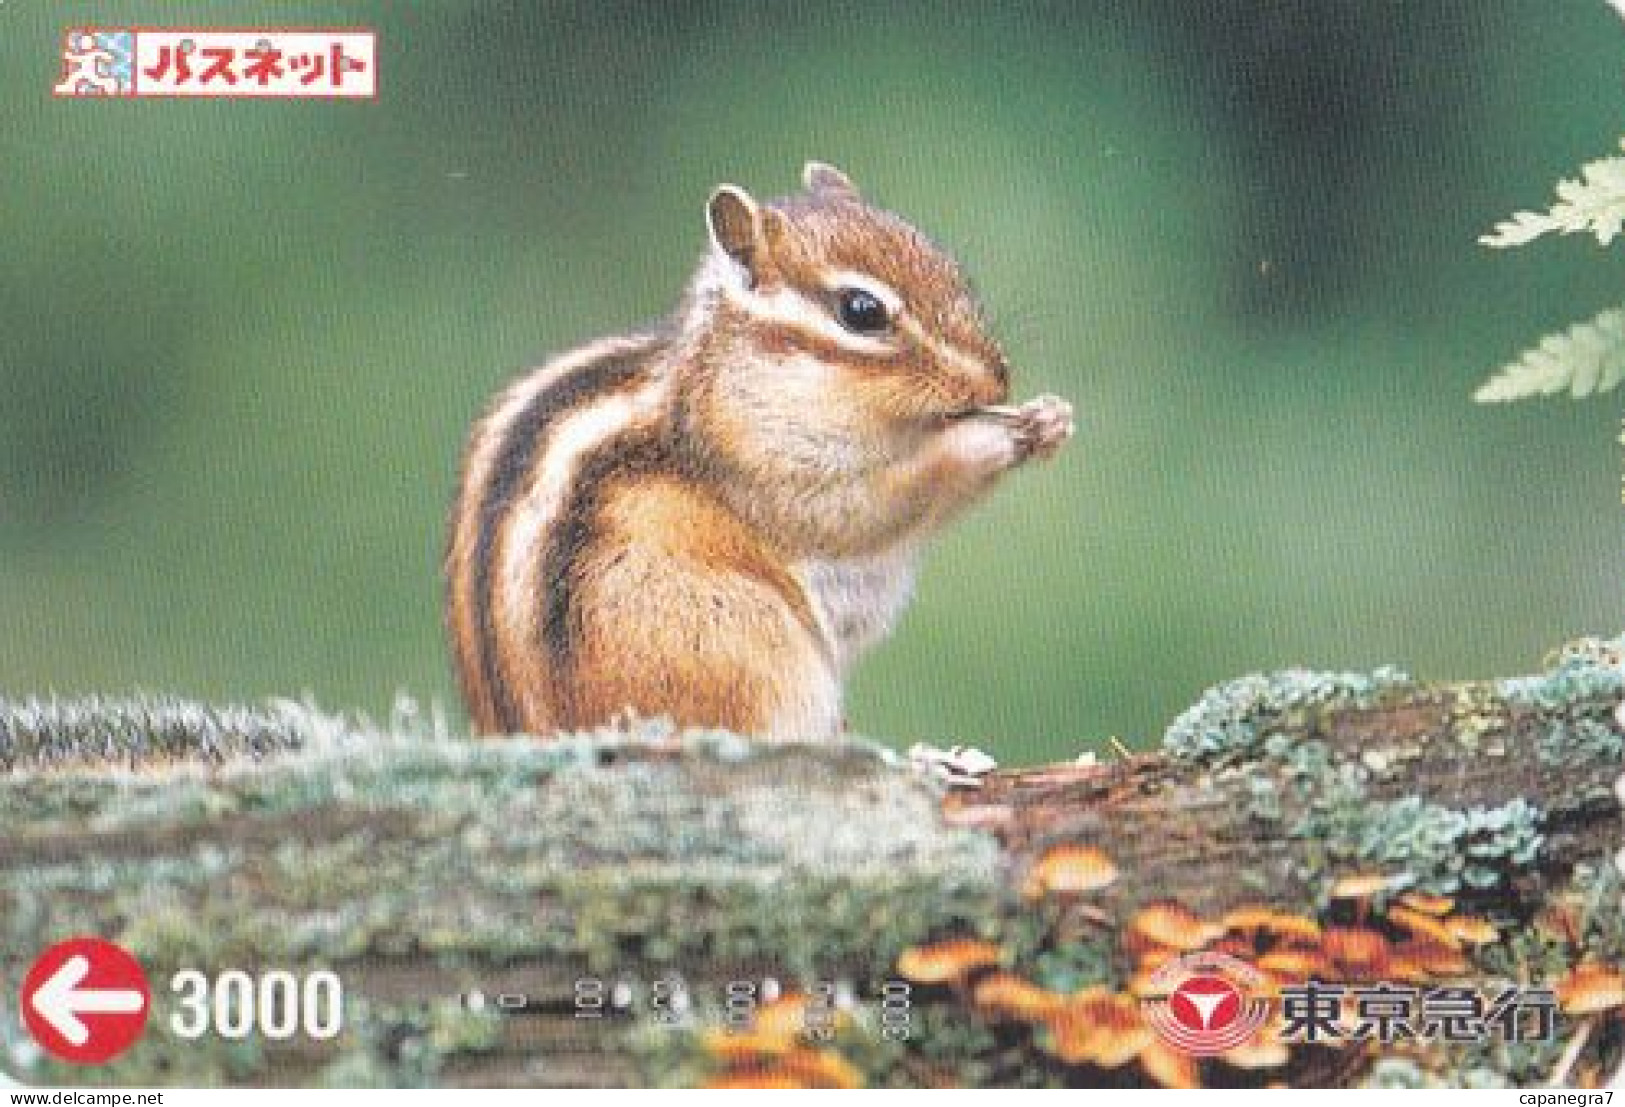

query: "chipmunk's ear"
(802, 161), (860, 200)
(707, 184), (784, 286)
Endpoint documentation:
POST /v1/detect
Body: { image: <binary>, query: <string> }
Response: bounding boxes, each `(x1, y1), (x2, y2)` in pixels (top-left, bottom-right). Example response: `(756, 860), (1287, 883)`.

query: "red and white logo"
(1141, 951), (1270, 1055)
(21, 938), (151, 1064)
(54, 28), (376, 98)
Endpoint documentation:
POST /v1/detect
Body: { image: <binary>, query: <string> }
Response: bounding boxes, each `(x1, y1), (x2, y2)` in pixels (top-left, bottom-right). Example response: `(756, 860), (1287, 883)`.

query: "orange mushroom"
(1396, 891), (1455, 916)
(1222, 905), (1282, 933)
(972, 971), (1064, 1022)
(1220, 1032), (1291, 1071)
(1223, 906), (1324, 947)
(1443, 914), (1499, 947)
(1381, 951), (1435, 984)
(776, 1047), (865, 1089)
(1386, 906), (1460, 950)
(1330, 873), (1395, 901)
(1088, 996), (1157, 1069)
(1257, 949), (1336, 984)
(1140, 1038), (1201, 1088)
(1046, 990), (1154, 1068)
(706, 1047), (864, 1090)
(1555, 962), (1625, 1015)
(1044, 987), (1112, 1064)
(1322, 926), (1392, 977)
(744, 992), (851, 1043)
(704, 1071), (807, 1090)
(748, 994), (809, 1043)
(896, 938), (1002, 984)
(1401, 939), (1470, 977)
(1024, 843), (1119, 898)
(1128, 902), (1223, 954)
(702, 1028), (795, 1062)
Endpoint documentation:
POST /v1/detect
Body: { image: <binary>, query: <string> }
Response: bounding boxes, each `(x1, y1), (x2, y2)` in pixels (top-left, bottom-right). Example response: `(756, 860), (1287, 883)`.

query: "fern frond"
(1474, 305), (1625, 402)
(1479, 146), (1625, 248)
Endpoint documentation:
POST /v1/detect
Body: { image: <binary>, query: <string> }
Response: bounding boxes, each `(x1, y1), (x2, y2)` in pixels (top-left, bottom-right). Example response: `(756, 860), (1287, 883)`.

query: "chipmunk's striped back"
(445, 334), (671, 734)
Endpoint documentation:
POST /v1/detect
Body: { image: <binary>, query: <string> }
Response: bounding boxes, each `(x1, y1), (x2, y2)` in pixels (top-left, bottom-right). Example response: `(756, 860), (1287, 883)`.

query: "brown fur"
(445, 164), (1070, 739)
(444, 340), (664, 732)
(563, 470), (830, 732)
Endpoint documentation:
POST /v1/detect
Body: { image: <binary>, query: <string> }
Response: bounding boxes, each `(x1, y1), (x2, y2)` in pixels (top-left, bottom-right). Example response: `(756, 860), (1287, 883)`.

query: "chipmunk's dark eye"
(835, 287), (890, 335)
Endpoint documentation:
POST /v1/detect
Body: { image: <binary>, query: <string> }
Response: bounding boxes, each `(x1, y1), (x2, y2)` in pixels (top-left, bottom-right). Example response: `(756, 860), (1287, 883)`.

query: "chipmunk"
(444, 162), (1073, 740)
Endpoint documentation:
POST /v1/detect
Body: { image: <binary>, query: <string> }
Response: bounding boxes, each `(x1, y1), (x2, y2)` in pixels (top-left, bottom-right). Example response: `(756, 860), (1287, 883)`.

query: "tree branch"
(2, 644), (1621, 1088)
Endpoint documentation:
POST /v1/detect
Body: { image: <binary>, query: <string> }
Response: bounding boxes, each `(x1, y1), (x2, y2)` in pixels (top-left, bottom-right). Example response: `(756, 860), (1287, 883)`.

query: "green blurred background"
(3, 1), (1622, 763)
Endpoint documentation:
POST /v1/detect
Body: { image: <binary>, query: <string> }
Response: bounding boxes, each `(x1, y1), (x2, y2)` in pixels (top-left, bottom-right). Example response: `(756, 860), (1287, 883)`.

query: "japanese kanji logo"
(1141, 951), (1272, 1056)
(54, 28), (375, 99)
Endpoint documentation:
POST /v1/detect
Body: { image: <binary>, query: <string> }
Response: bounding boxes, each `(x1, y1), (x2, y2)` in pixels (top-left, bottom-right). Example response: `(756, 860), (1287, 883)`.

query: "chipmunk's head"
(687, 162), (1011, 423)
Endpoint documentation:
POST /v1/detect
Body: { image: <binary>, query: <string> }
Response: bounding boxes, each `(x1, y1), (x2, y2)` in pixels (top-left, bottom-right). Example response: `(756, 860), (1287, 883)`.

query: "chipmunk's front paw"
(1013, 394), (1074, 461)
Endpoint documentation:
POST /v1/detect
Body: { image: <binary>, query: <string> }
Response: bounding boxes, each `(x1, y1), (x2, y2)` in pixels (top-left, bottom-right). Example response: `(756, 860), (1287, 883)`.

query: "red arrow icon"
(21, 938), (150, 1064)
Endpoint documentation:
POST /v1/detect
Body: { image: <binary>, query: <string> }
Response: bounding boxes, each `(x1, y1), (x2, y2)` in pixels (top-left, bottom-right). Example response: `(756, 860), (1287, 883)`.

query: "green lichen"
(1264, 733), (1336, 777)
(1252, 710), (1550, 899)
(1460, 1067), (1514, 1089)
(1244, 772), (1284, 823)
(856, 1003), (1007, 1088)
(1490, 637), (1625, 770)
(1366, 1058), (1427, 1088)
(6, 675), (1613, 1088)
(1572, 861), (1625, 960)
(1030, 940), (1116, 996)
(1444, 1007), (1570, 1090)
(1449, 710), (1501, 756)
(2, 697), (1003, 1087)
(1499, 636), (1625, 709)
(1478, 912), (1574, 986)
(0, 694), (315, 770)
(1294, 788), (1544, 897)
(1536, 715), (1624, 767)
(1162, 666), (1411, 761)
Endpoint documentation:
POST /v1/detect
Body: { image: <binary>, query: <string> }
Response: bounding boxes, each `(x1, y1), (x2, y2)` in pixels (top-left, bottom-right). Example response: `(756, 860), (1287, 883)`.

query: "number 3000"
(170, 969), (343, 1040)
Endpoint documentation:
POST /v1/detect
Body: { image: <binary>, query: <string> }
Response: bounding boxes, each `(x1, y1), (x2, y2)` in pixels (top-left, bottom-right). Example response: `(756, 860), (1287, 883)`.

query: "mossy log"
(1, 643), (1622, 1089)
